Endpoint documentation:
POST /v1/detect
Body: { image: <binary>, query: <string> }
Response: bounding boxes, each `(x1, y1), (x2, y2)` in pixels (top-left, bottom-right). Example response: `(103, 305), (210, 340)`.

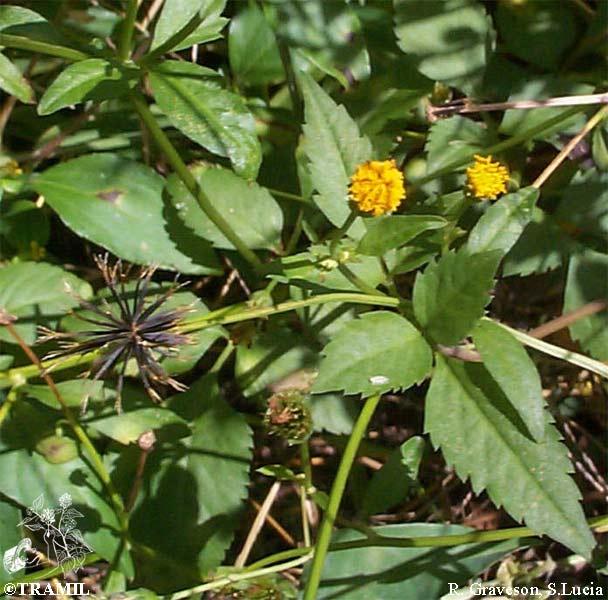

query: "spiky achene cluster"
(465, 154), (510, 200)
(40, 255), (190, 406)
(264, 390), (312, 446)
(349, 159), (406, 216)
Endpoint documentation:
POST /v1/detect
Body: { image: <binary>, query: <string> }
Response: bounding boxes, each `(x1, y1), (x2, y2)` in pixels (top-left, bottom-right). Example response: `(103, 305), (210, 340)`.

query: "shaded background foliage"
(0, 0), (606, 598)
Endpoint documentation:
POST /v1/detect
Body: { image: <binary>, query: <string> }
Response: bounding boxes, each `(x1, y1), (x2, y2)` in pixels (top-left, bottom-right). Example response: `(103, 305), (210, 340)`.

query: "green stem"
(303, 393), (382, 600)
(209, 340), (235, 374)
(300, 442), (313, 492)
(117, 0), (139, 62)
(330, 210), (358, 249)
(0, 387), (18, 427)
(5, 293), (608, 387)
(0, 33), (88, 62)
(267, 187), (309, 203)
(5, 553), (102, 586)
(129, 90), (263, 270)
(0, 293), (396, 389)
(169, 552), (314, 600)
(492, 319), (608, 379)
(337, 263), (387, 297)
(246, 513), (608, 574)
(414, 105), (583, 185)
(178, 292), (399, 333)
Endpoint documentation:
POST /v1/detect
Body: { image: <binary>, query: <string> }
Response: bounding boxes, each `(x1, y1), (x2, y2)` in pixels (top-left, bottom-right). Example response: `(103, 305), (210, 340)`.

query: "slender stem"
(277, 39), (302, 119)
(178, 292), (399, 334)
(0, 351), (97, 390)
(330, 210), (358, 249)
(0, 293), (397, 389)
(532, 104), (608, 188)
(300, 442), (313, 546)
(1, 323), (131, 546)
(528, 300), (607, 340)
(169, 552), (314, 600)
(0, 33), (88, 62)
(300, 485), (312, 547)
(430, 92), (608, 119)
(0, 387), (18, 427)
(129, 90), (263, 270)
(118, 0), (140, 62)
(300, 442), (313, 493)
(492, 319), (608, 379)
(267, 187), (309, 203)
(284, 208), (304, 255)
(5, 553), (102, 586)
(303, 393), (382, 600)
(209, 340), (235, 374)
(5, 293), (608, 386)
(338, 264), (387, 297)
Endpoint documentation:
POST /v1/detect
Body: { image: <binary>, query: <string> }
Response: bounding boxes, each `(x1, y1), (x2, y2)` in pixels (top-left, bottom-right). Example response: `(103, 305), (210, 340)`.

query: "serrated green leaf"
(361, 436), (424, 516)
(34, 153), (221, 275)
(149, 61), (261, 179)
(151, 0), (226, 51)
(413, 248), (500, 345)
(425, 116), (494, 173)
(299, 72), (372, 234)
(167, 164), (283, 251)
(173, 15), (227, 51)
(466, 187), (539, 257)
(38, 59), (129, 116)
(564, 248), (608, 361)
(313, 311), (432, 396)
(24, 380), (104, 410)
(89, 407), (188, 445)
(394, 0), (493, 93)
(502, 208), (571, 277)
(228, 4), (283, 86)
(426, 356), (595, 558)
(357, 215), (447, 256)
(473, 320), (545, 442)
(0, 52), (33, 103)
(0, 262), (92, 345)
(312, 523), (519, 599)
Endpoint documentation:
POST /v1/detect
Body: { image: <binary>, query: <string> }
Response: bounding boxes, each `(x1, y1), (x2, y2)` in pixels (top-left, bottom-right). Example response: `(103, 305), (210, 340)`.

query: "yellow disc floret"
(466, 154), (510, 200)
(349, 159), (405, 216)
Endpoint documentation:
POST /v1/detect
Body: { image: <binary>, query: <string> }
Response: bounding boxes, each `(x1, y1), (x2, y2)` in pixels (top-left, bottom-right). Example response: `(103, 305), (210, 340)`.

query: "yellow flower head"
(349, 159), (405, 217)
(466, 154), (510, 200)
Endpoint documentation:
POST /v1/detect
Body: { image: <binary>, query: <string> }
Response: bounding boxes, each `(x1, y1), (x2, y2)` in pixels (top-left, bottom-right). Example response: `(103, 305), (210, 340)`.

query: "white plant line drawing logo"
(3, 493), (92, 575)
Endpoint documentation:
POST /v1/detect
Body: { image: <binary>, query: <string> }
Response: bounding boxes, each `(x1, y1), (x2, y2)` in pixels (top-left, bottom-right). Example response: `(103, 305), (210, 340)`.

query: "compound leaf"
(313, 311), (432, 397)
(425, 355), (595, 559)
